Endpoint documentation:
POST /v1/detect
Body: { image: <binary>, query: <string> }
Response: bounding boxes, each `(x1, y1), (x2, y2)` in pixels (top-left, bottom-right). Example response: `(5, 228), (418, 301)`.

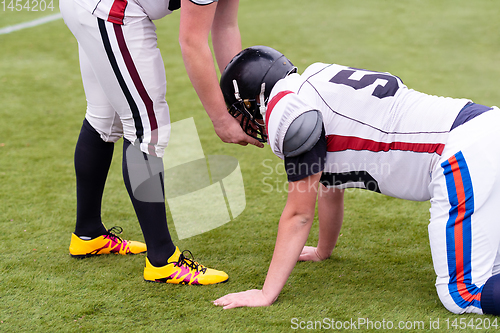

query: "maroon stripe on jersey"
(113, 24), (158, 156)
(326, 135), (445, 155)
(108, 0), (127, 25)
(265, 90), (294, 137)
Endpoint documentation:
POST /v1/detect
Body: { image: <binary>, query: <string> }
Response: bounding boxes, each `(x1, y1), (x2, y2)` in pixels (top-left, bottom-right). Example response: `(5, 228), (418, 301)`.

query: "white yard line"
(0, 12), (62, 35)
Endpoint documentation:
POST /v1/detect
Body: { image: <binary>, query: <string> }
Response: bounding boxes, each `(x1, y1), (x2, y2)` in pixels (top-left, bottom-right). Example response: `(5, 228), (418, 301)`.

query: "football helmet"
(220, 46), (297, 142)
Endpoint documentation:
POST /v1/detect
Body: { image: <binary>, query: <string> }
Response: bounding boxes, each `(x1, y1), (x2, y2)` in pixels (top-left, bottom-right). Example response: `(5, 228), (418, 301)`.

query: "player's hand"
(213, 116), (264, 148)
(213, 289), (274, 309)
(298, 246), (325, 262)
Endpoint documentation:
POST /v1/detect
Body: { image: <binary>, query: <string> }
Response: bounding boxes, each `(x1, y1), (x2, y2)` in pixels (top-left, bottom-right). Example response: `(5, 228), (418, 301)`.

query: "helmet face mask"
(227, 96), (267, 143)
(220, 46), (297, 144)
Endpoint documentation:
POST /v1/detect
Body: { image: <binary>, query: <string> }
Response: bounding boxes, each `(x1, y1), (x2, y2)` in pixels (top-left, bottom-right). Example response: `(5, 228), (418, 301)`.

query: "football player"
(59, 0), (263, 285)
(214, 46), (500, 315)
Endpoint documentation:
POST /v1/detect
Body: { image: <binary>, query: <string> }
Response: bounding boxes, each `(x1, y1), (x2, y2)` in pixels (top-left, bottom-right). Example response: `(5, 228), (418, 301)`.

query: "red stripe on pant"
(113, 24), (158, 156)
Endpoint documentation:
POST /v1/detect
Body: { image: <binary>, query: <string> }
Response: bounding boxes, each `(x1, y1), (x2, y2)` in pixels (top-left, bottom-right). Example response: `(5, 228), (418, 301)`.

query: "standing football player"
(59, 0), (262, 285)
(214, 46), (500, 315)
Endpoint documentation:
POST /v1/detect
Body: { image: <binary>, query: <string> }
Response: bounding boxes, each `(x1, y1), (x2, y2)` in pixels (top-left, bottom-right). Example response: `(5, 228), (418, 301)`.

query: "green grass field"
(1, 0), (499, 331)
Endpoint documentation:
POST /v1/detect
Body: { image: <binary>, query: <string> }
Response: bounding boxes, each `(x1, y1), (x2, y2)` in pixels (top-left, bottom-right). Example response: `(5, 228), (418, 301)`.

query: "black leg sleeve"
(122, 139), (176, 266)
(74, 119), (112, 238)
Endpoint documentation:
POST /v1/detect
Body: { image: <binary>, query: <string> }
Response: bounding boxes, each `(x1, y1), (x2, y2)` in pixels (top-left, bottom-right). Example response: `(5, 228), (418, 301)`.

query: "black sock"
(481, 274), (500, 316)
(122, 139), (176, 266)
(74, 119), (112, 239)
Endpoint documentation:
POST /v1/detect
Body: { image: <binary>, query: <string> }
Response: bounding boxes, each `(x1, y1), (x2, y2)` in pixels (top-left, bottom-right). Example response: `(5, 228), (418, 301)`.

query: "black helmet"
(220, 46), (297, 142)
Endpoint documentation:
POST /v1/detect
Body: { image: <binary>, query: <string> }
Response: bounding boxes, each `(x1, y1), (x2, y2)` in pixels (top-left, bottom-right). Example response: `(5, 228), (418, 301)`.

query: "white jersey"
(265, 63), (470, 201)
(74, 0), (217, 25)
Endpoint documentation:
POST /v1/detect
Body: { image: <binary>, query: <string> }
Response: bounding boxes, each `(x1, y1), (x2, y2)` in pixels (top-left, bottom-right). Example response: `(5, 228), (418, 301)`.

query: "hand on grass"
(213, 289), (274, 309)
(298, 246), (326, 262)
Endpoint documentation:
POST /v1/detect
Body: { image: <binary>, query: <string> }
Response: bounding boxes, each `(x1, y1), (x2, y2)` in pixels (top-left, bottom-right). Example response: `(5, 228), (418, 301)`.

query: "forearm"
(211, 0), (241, 71)
(180, 43), (229, 122)
(261, 211), (314, 303)
(213, 174), (320, 309)
(316, 187), (344, 259)
(260, 173), (321, 302)
(178, 0), (232, 123)
(178, 0), (263, 147)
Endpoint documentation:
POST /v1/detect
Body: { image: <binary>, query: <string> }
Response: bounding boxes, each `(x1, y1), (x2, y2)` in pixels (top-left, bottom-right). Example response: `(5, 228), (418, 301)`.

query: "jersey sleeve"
(266, 78), (321, 160)
(284, 127), (326, 182)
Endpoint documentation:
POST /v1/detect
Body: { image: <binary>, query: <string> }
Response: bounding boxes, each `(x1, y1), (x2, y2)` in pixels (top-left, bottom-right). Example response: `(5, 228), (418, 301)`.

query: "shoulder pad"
(283, 110), (323, 157)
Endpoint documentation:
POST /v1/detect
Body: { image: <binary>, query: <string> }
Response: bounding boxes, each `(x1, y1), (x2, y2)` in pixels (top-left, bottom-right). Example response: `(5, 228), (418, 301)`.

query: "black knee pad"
(481, 274), (500, 316)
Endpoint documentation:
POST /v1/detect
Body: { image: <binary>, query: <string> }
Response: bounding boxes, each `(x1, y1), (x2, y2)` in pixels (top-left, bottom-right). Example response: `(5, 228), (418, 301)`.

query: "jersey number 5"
(329, 68), (400, 99)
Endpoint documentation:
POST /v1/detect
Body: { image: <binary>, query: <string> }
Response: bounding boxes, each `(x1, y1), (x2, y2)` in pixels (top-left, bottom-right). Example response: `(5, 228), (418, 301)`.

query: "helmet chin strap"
(259, 82), (266, 119)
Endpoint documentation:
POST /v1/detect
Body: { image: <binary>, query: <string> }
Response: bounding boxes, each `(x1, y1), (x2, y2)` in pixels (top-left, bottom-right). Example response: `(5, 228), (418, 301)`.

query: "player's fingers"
(250, 139), (264, 148)
(235, 131), (264, 148)
(250, 137), (265, 148)
(298, 246), (322, 262)
(298, 253), (312, 261)
(298, 249), (309, 260)
(213, 296), (227, 305)
(222, 301), (240, 310)
(300, 246), (314, 255)
(213, 294), (234, 305)
(214, 297), (238, 309)
(239, 135), (264, 148)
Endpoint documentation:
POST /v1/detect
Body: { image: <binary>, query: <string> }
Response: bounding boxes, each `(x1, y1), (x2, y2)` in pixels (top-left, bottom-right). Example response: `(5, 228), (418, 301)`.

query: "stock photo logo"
(126, 118), (245, 240)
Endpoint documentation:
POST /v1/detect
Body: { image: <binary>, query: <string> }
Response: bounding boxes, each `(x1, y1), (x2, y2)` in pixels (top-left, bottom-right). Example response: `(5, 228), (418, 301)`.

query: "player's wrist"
(315, 246), (332, 261)
(260, 288), (278, 306)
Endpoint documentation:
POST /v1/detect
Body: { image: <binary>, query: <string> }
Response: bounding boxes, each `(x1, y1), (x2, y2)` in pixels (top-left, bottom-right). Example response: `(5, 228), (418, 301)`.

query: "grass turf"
(1, 0), (499, 331)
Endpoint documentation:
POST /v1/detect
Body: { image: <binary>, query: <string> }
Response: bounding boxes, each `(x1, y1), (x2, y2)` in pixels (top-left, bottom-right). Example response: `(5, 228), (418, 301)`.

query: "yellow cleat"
(69, 226), (147, 258)
(144, 247), (228, 285)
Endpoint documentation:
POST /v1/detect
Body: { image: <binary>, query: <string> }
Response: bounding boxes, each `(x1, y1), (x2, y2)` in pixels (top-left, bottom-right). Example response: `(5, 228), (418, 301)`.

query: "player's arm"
(299, 186), (344, 262)
(178, 0), (263, 148)
(213, 109), (326, 309)
(210, 0), (240, 74)
(213, 172), (322, 309)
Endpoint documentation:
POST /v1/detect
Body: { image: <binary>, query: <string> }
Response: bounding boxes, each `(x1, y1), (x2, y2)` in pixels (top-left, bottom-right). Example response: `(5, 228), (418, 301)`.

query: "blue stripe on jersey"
(441, 151), (482, 310)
